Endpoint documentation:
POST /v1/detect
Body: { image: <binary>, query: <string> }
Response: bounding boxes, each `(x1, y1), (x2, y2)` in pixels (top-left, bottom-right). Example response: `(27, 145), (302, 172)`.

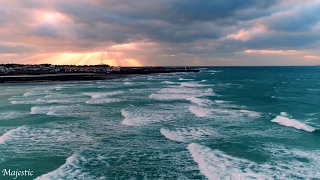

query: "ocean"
(0, 66), (319, 180)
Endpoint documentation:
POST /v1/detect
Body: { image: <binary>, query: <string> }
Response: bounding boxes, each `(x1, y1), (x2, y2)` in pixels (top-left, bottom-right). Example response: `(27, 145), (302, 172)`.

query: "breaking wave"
(189, 106), (211, 118)
(271, 114), (316, 132)
(35, 153), (95, 180)
(187, 143), (270, 180)
(160, 128), (219, 142)
(83, 91), (124, 99)
(0, 126), (25, 144)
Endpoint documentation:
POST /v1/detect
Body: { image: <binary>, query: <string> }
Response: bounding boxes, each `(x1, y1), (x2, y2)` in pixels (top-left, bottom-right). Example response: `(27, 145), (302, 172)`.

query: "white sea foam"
(47, 106), (80, 116)
(23, 91), (36, 97)
(239, 110), (261, 118)
(261, 143), (320, 179)
(180, 82), (207, 87)
(149, 87), (213, 101)
(35, 154), (94, 180)
(208, 101), (260, 117)
(121, 109), (132, 126)
(45, 93), (76, 99)
(0, 111), (25, 120)
(11, 98), (75, 105)
(83, 91), (123, 99)
(124, 82), (132, 85)
(121, 109), (156, 126)
(207, 70), (222, 73)
(201, 80), (207, 82)
(23, 90), (49, 97)
(149, 93), (190, 101)
(189, 106), (211, 118)
(10, 99), (44, 105)
(205, 87), (214, 93)
(187, 97), (202, 106)
(161, 81), (177, 84)
(149, 87), (197, 100)
(85, 98), (122, 104)
(121, 106), (181, 126)
(271, 115), (316, 132)
(52, 84), (76, 90)
(187, 143), (269, 180)
(3, 124), (94, 154)
(214, 100), (226, 103)
(47, 99), (73, 103)
(280, 112), (288, 117)
(178, 78), (195, 80)
(53, 86), (63, 91)
(186, 96), (211, 106)
(30, 105), (85, 117)
(0, 126), (24, 144)
(160, 128), (218, 142)
(30, 106), (49, 115)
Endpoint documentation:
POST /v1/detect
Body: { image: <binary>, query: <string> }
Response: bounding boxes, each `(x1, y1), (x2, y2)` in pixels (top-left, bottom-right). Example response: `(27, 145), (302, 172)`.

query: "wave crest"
(271, 115), (316, 132)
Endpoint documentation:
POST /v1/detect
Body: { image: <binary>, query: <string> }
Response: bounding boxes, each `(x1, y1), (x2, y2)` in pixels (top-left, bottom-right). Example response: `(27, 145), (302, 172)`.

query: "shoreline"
(0, 69), (199, 83)
(0, 73), (127, 83)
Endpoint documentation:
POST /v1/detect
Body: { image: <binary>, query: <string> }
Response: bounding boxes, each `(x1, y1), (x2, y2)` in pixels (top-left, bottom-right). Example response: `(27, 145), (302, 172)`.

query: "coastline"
(0, 73), (125, 83)
(0, 69), (199, 83)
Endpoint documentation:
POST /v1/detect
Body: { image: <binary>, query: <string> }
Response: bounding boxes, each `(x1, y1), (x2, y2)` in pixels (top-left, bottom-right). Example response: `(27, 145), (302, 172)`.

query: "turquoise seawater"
(0, 66), (320, 180)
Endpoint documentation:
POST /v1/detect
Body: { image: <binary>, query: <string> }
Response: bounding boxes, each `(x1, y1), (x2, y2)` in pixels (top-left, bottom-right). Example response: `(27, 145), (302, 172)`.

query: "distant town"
(0, 63), (199, 76)
(0, 64), (114, 75)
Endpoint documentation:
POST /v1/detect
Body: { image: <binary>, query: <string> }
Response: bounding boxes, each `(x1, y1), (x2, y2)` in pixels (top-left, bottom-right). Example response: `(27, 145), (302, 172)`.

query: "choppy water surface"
(1, 66), (320, 179)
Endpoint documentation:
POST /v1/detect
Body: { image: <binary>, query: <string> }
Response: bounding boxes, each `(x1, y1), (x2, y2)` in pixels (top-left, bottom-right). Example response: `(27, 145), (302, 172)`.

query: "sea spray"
(0, 126), (25, 144)
(271, 115), (316, 132)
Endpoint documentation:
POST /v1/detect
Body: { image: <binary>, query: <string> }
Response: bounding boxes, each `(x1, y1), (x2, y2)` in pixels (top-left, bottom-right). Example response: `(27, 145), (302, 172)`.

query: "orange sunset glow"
(17, 52), (143, 66)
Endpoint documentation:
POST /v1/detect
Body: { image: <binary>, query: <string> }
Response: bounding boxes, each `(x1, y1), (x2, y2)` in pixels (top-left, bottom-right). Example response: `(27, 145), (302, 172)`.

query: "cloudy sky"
(0, 0), (320, 66)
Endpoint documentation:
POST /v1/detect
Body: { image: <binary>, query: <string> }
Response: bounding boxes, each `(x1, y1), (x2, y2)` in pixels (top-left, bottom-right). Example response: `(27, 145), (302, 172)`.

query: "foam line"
(121, 106), (179, 126)
(186, 96), (212, 106)
(85, 98), (122, 104)
(180, 82), (207, 87)
(83, 91), (123, 99)
(178, 78), (195, 80)
(161, 81), (176, 84)
(187, 143), (269, 180)
(0, 111), (25, 120)
(160, 128), (218, 142)
(149, 87), (214, 101)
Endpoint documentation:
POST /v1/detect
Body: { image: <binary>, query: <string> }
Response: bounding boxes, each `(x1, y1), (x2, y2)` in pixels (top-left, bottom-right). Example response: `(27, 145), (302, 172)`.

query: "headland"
(0, 64), (199, 83)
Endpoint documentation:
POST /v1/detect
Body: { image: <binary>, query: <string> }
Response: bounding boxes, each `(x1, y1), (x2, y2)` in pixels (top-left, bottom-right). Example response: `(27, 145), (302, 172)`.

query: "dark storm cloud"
(52, 0), (280, 44)
(93, 0), (279, 24)
(266, 3), (320, 32)
(245, 33), (320, 49)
